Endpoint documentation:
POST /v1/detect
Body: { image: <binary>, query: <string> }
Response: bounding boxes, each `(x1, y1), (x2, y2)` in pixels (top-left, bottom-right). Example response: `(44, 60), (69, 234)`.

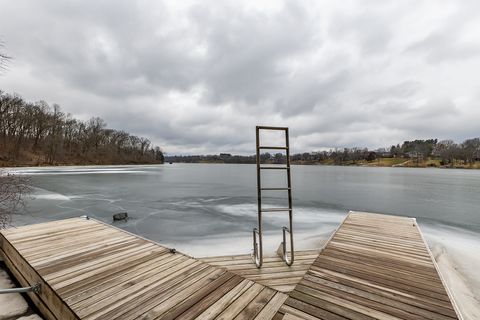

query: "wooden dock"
(275, 212), (461, 320)
(0, 218), (287, 320)
(0, 211), (462, 320)
(200, 250), (320, 293)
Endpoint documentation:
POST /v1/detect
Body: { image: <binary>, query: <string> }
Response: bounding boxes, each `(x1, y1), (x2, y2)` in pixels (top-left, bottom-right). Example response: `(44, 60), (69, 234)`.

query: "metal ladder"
(252, 126), (294, 268)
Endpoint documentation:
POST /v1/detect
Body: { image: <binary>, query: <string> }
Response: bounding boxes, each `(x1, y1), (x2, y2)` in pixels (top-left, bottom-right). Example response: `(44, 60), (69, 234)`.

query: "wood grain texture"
(275, 211), (461, 320)
(0, 217), (286, 320)
(200, 250), (319, 293)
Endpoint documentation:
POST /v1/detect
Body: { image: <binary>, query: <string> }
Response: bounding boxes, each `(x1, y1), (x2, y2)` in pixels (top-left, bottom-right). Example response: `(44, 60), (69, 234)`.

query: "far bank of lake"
(164, 157), (480, 169)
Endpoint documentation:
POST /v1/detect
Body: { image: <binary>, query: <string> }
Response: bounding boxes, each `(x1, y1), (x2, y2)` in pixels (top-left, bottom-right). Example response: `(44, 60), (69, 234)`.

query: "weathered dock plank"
(0, 218), (287, 320)
(200, 250), (319, 293)
(275, 211), (461, 320)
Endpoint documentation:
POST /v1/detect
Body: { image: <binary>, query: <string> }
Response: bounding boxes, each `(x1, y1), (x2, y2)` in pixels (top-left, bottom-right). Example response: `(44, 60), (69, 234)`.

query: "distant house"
(374, 148), (391, 158)
(407, 151), (423, 160)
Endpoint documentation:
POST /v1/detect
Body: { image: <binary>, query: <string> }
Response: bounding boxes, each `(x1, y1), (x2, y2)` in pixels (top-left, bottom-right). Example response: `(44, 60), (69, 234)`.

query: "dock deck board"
(275, 211), (461, 320)
(200, 250), (319, 293)
(0, 211), (461, 320)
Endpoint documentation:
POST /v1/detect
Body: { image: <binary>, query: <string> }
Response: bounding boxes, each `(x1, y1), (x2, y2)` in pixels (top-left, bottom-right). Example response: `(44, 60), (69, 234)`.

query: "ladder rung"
(260, 187), (291, 191)
(260, 166), (289, 170)
(259, 146), (288, 150)
(261, 208), (292, 212)
(257, 126), (288, 131)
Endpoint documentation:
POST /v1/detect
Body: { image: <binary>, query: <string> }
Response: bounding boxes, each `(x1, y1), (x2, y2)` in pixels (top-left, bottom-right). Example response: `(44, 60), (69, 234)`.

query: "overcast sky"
(1, 0), (479, 155)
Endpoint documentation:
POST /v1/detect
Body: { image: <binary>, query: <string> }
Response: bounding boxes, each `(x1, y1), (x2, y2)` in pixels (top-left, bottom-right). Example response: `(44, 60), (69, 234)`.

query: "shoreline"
(2, 162), (480, 170)
(0, 161), (163, 169)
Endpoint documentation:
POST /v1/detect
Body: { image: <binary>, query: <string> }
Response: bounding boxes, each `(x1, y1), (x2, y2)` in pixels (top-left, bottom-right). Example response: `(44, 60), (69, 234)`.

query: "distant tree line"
(390, 138), (480, 165)
(166, 149), (378, 165)
(291, 148), (379, 165)
(166, 153), (255, 164)
(166, 138), (480, 167)
(0, 91), (164, 166)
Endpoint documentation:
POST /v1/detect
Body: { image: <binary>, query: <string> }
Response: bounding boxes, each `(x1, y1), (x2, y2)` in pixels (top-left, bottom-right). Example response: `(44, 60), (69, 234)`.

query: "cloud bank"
(1, 0), (479, 154)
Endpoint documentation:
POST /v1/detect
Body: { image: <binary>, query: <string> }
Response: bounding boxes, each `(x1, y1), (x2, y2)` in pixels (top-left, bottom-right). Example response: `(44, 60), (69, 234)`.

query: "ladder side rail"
(253, 126), (263, 268)
(284, 127), (294, 265)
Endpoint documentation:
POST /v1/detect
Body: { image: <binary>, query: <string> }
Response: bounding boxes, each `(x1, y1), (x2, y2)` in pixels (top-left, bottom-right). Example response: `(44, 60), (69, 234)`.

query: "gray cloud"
(0, 0), (479, 154)
(407, 32), (480, 64)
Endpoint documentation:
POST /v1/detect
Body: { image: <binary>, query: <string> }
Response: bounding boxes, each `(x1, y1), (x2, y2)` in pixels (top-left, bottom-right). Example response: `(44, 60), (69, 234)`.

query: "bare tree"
(462, 138), (480, 165)
(0, 40), (11, 73)
(139, 137), (151, 156)
(0, 40), (31, 227)
(434, 140), (457, 165)
(0, 171), (31, 229)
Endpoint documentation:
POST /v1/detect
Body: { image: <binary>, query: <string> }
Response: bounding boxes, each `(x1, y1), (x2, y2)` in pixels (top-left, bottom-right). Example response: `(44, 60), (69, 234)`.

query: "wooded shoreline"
(3, 159), (479, 169)
(0, 159), (163, 168)
(1, 91), (164, 168)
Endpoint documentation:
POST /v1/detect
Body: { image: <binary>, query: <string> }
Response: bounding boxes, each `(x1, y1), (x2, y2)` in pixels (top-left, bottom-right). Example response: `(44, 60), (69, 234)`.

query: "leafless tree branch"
(0, 171), (31, 228)
(0, 40), (12, 73)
